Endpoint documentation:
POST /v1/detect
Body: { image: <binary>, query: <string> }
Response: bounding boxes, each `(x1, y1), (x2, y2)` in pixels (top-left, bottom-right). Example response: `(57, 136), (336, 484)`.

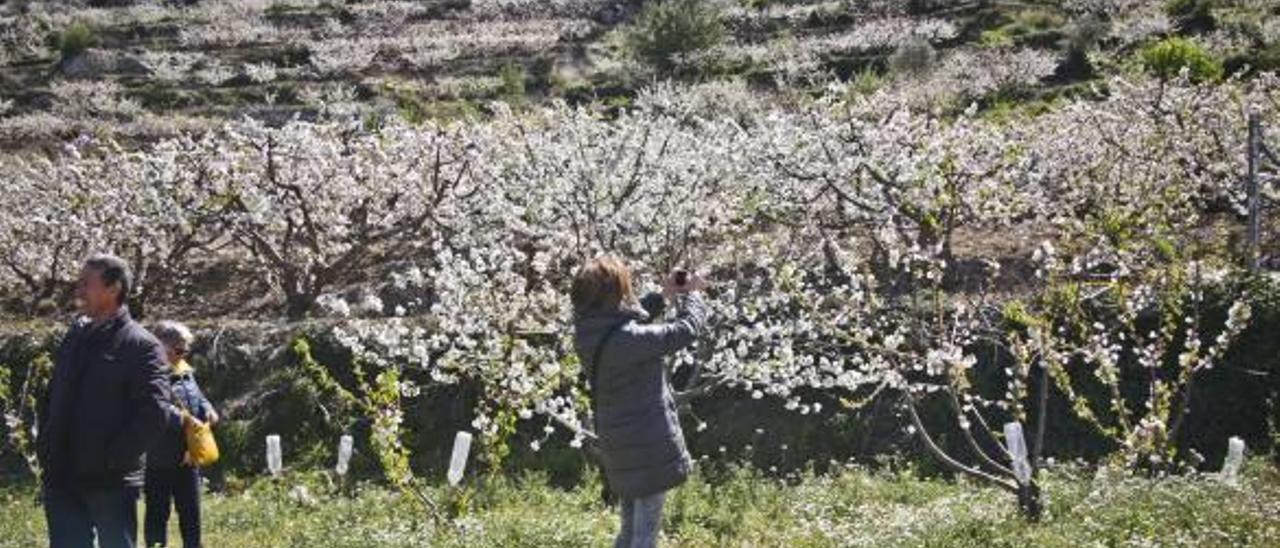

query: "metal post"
(1248, 112), (1261, 273)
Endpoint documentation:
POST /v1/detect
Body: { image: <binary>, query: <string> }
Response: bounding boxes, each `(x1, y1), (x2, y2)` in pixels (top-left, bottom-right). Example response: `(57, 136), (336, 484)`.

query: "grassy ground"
(3, 461), (1279, 547)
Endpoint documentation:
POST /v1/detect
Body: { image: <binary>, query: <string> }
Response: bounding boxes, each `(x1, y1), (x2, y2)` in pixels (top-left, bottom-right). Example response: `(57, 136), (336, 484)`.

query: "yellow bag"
(183, 412), (220, 468)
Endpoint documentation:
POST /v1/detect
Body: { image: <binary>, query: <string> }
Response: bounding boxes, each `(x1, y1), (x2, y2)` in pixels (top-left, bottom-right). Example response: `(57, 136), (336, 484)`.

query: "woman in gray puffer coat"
(571, 256), (711, 548)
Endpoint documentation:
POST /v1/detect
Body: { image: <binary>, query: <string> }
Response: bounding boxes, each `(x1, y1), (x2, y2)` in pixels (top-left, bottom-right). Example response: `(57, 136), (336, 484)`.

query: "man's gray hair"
(152, 320), (195, 352)
(83, 253), (132, 305)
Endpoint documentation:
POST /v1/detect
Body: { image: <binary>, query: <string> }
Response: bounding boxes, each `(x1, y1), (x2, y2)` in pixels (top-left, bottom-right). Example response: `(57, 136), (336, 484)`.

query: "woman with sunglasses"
(144, 321), (218, 548)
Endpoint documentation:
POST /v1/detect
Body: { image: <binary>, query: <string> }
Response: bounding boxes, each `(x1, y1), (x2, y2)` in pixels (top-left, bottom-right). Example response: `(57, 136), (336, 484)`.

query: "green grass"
(3, 462), (1279, 547)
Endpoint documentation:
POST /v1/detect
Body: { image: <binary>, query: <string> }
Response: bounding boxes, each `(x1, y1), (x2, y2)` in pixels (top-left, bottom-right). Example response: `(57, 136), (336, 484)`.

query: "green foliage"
(1012, 9), (1066, 31)
(625, 0), (726, 73)
(1000, 9), (1066, 40)
(0, 368), (9, 409)
(1002, 300), (1045, 330)
(602, 93), (634, 111)
(738, 0), (779, 10)
(56, 22), (98, 60)
(388, 88), (482, 124)
(1097, 208), (1141, 247)
(291, 335), (412, 487)
(211, 419), (252, 475)
(0, 346), (52, 478)
(498, 62), (526, 100)
(1164, 0), (1210, 18)
(982, 97), (1059, 123)
(128, 84), (191, 112)
(986, 9), (1069, 49)
(980, 29), (1015, 49)
(292, 337), (360, 423)
(367, 368), (411, 486)
(848, 68), (883, 96)
(1140, 37), (1225, 82)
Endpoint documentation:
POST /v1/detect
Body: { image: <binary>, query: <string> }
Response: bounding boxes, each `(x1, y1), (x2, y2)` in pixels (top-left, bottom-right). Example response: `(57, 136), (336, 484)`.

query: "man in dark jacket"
(37, 254), (186, 548)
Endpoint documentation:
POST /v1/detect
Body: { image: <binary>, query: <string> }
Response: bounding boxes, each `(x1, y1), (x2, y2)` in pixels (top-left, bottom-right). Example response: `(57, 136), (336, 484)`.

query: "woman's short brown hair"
(571, 256), (634, 315)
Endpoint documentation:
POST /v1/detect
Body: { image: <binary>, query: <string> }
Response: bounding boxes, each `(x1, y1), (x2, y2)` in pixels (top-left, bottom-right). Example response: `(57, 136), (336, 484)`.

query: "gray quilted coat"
(574, 293), (710, 499)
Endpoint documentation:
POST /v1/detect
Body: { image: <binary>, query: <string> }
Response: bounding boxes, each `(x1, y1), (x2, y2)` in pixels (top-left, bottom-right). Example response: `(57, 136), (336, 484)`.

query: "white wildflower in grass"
(243, 61), (279, 84)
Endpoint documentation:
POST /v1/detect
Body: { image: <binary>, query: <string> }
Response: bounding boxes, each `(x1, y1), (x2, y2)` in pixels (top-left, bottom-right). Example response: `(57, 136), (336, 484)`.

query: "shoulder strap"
(587, 320), (629, 421)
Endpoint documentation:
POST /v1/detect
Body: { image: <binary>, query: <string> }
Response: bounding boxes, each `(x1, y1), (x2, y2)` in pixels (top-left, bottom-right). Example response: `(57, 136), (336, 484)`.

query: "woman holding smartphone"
(571, 257), (711, 548)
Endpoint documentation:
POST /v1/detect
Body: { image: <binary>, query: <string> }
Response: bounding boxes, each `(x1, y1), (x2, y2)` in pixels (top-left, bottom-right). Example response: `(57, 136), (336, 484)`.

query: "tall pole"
(1248, 112), (1261, 273)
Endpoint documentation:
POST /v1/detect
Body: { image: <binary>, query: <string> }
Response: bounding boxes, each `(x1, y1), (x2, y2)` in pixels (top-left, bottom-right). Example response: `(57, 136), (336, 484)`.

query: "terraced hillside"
(3, 0), (1275, 149)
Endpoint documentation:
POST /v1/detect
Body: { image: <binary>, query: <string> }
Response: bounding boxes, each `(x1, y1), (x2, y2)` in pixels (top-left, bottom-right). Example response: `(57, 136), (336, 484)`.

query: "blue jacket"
(37, 307), (183, 489)
(147, 360), (215, 470)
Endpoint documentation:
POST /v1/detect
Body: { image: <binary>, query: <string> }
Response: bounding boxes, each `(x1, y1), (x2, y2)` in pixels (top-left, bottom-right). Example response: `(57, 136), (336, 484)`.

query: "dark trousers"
(143, 466), (201, 548)
(44, 484), (140, 548)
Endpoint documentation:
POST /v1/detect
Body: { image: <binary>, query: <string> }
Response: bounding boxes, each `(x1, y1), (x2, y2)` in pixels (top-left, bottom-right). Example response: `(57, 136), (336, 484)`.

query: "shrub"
(904, 0), (961, 15)
(1140, 37), (1224, 82)
(1224, 43), (1280, 76)
(849, 67), (884, 96)
(498, 62), (526, 99)
(1065, 14), (1108, 51)
(1057, 15), (1108, 80)
(980, 29), (1015, 49)
(984, 9), (1068, 49)
(626, 0), (725, 73)
(1164, 0), (1215, 33)
(56, 22), (97, 60)
(1011, 9), (1066, 34)
(889, 36), (937, 76)
(527, 57), (555, 91)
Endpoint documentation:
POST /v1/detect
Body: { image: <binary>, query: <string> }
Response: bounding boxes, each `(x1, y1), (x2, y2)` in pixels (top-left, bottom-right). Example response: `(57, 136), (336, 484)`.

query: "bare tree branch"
(905, 394), (1018, 493)
(946, 388), (1015, 477)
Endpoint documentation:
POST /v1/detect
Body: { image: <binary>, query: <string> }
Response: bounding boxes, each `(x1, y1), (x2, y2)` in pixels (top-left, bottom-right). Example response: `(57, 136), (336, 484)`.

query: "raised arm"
(614, 293), (711, 366)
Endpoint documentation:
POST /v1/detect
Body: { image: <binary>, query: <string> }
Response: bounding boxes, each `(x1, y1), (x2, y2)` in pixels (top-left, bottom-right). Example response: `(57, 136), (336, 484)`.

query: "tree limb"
(946, 388), (1015, 477)
(905, 394), (1018, 493)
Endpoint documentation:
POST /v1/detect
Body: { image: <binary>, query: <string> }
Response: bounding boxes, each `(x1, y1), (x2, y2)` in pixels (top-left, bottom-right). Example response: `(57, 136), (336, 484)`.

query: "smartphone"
(674, 269), (689, 286)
